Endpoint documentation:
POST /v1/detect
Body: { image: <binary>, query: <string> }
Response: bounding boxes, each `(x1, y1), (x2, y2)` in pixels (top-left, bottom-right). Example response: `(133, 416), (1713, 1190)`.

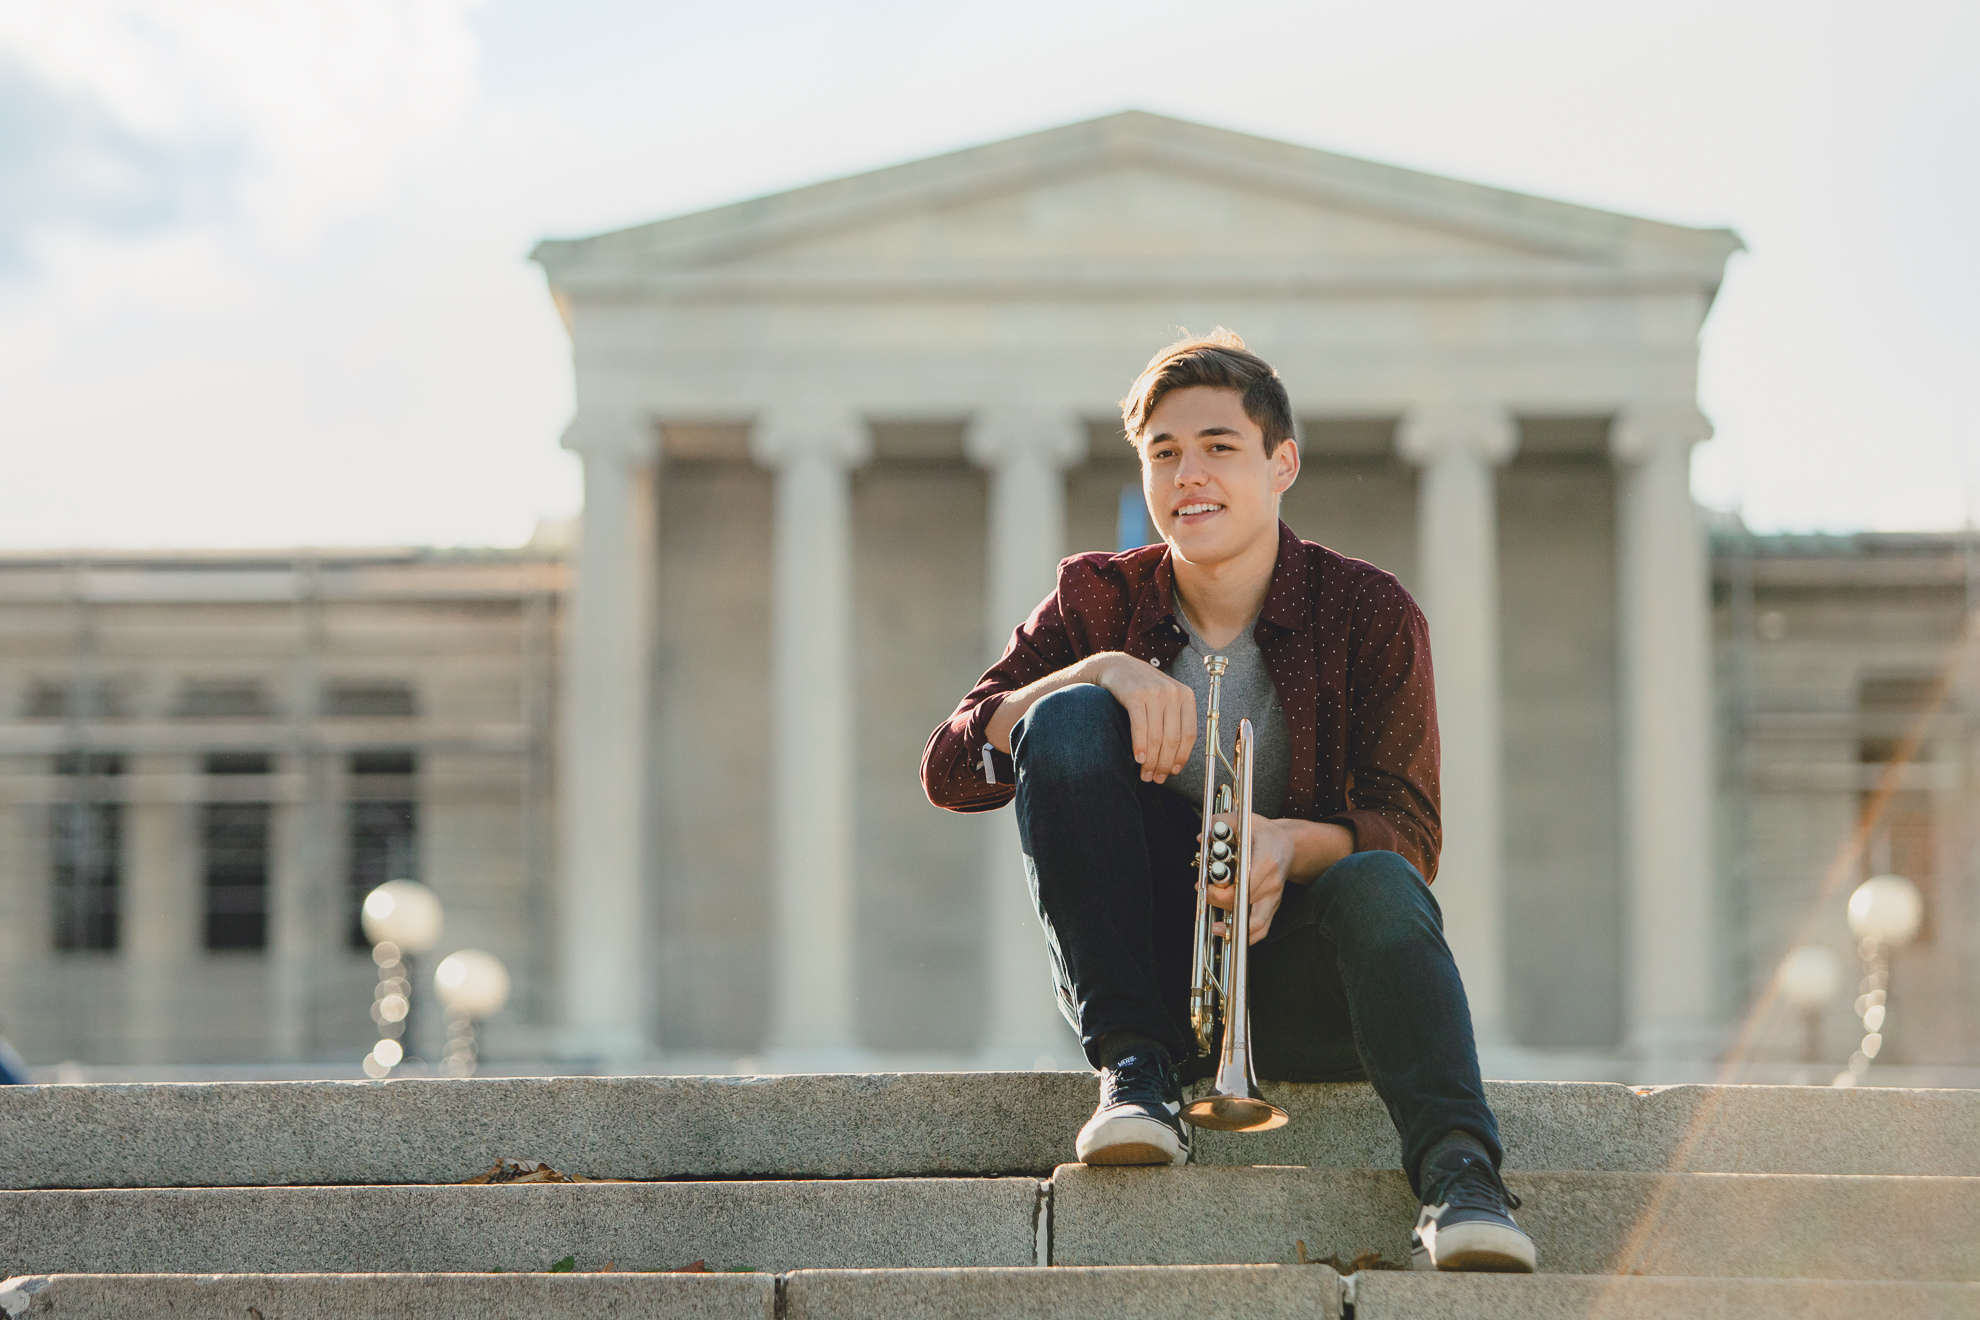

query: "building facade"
(0, 549), (562, 1069)
(3, 538), (1976, 1077)
(1715, 527), (1980, 1075)
(10, 114), (1968, 1080)
(532, 111), (1741, 1068)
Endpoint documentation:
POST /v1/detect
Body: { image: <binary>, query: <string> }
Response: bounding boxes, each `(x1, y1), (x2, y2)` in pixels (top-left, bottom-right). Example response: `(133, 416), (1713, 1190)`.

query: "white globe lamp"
(361, 880), (444, 954)
(433, 950), (511, 1019)
(1778, 944), (1841, 1008)
(1847, 874), (1923, 949)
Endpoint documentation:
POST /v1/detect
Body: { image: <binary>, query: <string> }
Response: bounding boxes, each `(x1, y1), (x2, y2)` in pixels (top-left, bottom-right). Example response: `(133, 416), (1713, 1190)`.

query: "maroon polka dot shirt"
(920, 520), (1443, 882)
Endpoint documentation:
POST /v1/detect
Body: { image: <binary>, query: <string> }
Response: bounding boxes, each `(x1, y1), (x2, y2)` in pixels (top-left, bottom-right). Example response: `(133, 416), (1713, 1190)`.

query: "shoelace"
(1426, 1151), (1523, 1213)
(1100, 1052), (1176, 1110)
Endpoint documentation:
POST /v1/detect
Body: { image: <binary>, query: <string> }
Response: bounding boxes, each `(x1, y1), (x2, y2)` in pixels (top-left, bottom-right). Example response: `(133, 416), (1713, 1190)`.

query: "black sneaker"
(1410, 1144), (1537, 1272)
(1074, 1050), (1190, 1166)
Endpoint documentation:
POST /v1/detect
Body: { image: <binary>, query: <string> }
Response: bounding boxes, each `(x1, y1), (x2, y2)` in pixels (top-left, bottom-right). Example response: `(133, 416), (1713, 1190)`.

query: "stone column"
(123, 755), (197, 1063)
(1398, 405), (1517, 1043)
(270, 564), (330, 1059)
(1613, 406), (1718, 1061)
(751, 407), (871, 1056)
(559, 411), (659, 1063)
(965, 408), (1087, 1065)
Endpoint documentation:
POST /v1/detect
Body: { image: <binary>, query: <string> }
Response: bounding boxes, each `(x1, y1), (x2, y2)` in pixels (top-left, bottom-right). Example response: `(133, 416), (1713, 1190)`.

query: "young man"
(921, 331), (1536, 1273)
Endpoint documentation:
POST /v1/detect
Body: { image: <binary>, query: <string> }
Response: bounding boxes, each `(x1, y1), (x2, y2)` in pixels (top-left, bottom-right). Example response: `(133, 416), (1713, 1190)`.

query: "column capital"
(560, 410), (658, 466)
(750, 406), (872, 470)
(1396, 405), (1518, 467)
(964, 409), (1088, 471)
(1611, 404), (1713, 464)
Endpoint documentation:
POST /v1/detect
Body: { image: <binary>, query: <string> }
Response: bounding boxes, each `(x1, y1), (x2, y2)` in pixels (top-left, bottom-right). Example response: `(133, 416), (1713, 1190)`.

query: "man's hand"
(1204, 815), (1354, 944)
(1205, 812), (1295, 944)
(1091, 653), (1197, 783)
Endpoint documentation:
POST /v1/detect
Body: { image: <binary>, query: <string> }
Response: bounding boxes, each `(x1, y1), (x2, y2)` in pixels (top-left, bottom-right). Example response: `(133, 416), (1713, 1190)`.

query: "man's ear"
(1271, 438), (1300, 495)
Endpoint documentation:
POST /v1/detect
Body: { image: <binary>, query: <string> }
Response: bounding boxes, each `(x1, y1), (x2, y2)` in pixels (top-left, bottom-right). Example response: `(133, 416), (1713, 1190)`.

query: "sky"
(0, 0), (1974, 549)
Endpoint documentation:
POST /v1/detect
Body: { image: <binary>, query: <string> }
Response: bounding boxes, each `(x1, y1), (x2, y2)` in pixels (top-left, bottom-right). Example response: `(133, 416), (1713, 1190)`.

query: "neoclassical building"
(532, 112), (1741, 1067)
(13, 116), (1980, 1083)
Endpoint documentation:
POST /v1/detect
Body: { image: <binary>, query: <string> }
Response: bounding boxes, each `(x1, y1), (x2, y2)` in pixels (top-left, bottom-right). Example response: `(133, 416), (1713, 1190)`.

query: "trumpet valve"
(1208, 860), (1230, 883)
(1210, 820), (1233, 841)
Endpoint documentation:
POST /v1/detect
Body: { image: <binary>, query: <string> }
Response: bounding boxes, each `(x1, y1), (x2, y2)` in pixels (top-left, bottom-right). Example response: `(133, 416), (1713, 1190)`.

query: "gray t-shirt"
(1162, 608), (1291, 819)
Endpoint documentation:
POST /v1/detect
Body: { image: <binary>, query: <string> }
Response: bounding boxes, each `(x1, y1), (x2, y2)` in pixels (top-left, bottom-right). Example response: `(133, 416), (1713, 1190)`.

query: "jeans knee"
(1316, 850), (1438, 945)
(1013, 684), (1129, 785)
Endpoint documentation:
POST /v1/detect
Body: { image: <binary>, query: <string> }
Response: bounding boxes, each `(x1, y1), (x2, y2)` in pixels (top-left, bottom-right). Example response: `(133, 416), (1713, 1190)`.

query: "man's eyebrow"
(1144, 425), (1241, 445)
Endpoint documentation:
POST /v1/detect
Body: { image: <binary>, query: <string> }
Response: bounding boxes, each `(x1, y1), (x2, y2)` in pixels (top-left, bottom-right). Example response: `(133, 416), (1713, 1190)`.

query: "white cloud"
(0, 0), (483, 251)
(0, 0), (1973, 547)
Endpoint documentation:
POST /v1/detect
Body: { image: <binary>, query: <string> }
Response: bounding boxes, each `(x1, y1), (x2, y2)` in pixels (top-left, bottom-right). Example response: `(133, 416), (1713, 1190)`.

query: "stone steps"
(5, 1165), (1975, 1282)
(7, 1072), (1977, 1187)
(0, 1179), (1044, 1277)
(9, 1071), (1975, 1313)
(8, 1268), (1980, 1320)
(1050, 1164), (1980, 1281)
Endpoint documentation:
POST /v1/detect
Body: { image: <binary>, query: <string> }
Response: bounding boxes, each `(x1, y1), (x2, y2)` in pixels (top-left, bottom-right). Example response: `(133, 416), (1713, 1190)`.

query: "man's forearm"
(984, 655), (1110, 754)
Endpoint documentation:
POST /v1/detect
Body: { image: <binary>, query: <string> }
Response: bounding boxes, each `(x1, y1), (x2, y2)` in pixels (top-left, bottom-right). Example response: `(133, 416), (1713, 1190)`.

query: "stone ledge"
(0, 1178), (1041, 1278)
(0, 1268), (1338, 1320)
(12, 1267), (1978, 1320)
(1348, 1271), (1980, 1319)
(784, 1264), (1341, 1320)
(0, 1073), (1085, 1189)
(4, 1073), (1977, 1188)
(0, 1273), (775, 1320)
(1048, 1164), (1980, 1281)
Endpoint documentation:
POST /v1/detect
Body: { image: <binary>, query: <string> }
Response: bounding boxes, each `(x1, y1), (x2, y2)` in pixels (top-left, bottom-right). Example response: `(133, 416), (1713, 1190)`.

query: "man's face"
(1138, 385), (1299, 566)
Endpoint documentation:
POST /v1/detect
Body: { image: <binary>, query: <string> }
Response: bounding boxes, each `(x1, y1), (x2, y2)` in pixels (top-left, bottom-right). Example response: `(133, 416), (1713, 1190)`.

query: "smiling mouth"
(1174, 502), (1223, 520)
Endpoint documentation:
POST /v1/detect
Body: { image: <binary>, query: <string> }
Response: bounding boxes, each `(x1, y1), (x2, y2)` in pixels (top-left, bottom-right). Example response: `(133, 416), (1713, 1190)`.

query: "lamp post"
(1833, 873), (1923, 1088)
(433, 950), (510, 1078)
(359, 880), (443, 1079)
(1777, 944), (1841, 1074)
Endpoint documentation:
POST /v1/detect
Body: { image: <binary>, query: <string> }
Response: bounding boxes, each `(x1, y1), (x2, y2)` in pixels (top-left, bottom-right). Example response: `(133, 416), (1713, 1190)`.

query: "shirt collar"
(1129, 520), (1305, 639)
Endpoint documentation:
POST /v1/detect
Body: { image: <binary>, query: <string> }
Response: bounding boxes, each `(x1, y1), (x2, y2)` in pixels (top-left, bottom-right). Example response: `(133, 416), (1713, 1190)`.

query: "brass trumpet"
(1180, 654), (1289, 1133)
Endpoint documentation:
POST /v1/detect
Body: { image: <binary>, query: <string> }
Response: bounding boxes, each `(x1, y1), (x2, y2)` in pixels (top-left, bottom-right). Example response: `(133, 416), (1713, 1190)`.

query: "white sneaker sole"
(1075, 1110), (1185, 1166)
(1411, 1219), (1538, 1273)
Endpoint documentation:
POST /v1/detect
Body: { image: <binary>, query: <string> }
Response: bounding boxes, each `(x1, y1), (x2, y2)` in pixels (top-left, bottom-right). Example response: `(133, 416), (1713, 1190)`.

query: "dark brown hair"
(1119, 328), (1295, 452)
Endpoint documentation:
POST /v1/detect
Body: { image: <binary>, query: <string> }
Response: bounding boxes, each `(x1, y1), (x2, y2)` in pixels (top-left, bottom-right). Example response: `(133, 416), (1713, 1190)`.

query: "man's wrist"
(1281, 819), (1354, 884)
(1077, 651), (1120, 691)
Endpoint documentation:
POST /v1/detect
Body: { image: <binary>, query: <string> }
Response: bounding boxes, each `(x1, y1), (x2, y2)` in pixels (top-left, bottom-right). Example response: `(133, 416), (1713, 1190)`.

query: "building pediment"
(535, 111), (1740, 302)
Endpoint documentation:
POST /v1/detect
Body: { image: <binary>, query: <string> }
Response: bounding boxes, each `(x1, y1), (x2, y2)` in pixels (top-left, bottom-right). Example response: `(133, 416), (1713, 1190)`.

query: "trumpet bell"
(1180, 1093), (1290, 1132)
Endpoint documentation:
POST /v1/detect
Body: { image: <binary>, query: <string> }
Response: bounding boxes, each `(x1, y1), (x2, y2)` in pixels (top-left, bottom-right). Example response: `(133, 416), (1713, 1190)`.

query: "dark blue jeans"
(1012, 683), (1502, 1189)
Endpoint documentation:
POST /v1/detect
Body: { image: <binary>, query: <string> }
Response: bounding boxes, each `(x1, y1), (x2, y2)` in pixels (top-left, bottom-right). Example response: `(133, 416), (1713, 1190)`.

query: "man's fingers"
(1163, 693), (1190, 777)
(1127, 693), (1152, 775)
(1175, 687), (1197, 771)
(1145, 694), (1170, 780)
(1250, 900), (1275, 944)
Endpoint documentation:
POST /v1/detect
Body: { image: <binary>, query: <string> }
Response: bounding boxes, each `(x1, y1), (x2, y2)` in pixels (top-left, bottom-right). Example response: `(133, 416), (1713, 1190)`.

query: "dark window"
(203, 751), (272, 951)
(27, 680), (130, 720)
(52, 754), (123, 951)
(324, 682), (417, 718)
(176, 680), (272, 719)
(350, 750), (416, 776)
(205, 752), (273, 776)
(347, 750), (418, 948)
(1860, 674), (1945, 713)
